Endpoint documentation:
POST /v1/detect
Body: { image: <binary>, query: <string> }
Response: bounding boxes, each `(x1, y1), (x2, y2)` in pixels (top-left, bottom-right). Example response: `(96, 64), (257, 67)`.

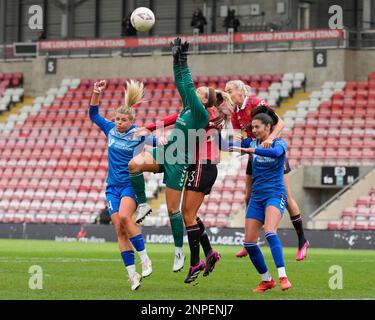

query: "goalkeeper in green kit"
(129, 37), (217, 272)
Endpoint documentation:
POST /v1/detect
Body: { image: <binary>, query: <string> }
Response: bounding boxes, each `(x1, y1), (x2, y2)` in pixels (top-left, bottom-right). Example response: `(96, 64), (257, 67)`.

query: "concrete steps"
(276, 91), (311, 118)
(0, 97), (34, 123)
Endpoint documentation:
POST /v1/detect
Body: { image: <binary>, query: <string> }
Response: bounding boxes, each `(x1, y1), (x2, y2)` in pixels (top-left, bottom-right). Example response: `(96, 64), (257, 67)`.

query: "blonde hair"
(216, 90), (234, 112)
(116, 79), (144, 121)
(225, 80), (252, 97)
(209, 90), (235, 129)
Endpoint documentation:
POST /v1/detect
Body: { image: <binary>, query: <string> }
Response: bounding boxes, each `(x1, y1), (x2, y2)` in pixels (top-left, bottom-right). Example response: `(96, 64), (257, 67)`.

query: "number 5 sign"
(314, 50), (327, 68)
(45, 58), (57, 74)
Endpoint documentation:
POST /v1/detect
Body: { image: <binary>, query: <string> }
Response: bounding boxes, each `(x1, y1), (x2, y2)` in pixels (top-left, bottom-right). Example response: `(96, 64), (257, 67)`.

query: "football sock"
(265, 232), (286, 276)
(196, 217), (212, 257)
(130, 234), (145, 251)
(277, 267), (287, 278)
(186, 224), (201, 266)
(130, 234), (148, 263)
(261, 271), (273, 282)
(121, 250), (136, 276)
(129, 172), (147, 204)
(244, 242), (268, 276)
(290, 214), (307, 249)
(169, 211), (184, 248)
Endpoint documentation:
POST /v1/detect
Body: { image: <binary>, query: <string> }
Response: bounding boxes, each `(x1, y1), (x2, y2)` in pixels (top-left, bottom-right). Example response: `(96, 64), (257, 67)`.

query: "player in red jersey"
(182, 91), (233, 283)
(141, 90), (234, 283)
(225, 80), (310, 261)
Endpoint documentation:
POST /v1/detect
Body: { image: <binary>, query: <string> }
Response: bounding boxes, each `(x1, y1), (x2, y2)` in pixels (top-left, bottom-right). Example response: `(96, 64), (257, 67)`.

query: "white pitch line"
(0, 257), (121, 263)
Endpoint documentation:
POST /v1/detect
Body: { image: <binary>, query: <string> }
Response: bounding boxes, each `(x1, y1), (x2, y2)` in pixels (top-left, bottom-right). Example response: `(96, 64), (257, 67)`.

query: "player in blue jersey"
(89, 79), (161, 291)
(230, 110), (292, 292)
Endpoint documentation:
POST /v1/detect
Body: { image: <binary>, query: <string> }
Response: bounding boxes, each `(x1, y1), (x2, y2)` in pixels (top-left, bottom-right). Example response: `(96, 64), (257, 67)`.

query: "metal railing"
(347, 29), (375, 49)
(308, 169), (372, 221)
(0, 28), (348, 61)
(2, 28), (375, 61)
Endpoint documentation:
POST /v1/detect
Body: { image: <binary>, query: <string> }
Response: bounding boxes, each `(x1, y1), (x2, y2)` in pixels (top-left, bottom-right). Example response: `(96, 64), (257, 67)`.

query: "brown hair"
(203, 87), (217, 108)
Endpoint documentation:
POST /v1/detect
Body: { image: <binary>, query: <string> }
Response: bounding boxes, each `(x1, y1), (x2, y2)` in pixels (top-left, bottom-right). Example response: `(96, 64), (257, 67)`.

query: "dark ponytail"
(252, 104), (279, 126)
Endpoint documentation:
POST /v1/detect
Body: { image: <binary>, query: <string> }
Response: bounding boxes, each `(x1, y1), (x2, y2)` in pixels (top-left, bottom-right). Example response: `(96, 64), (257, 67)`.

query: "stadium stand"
(0, 72), (301, 226)
(283, 72), (375, 169)
(0, 69), (373, 230)
(6, 68), (374, 230)
(327, 184), (375, 231)
(0, 72), (24, 116)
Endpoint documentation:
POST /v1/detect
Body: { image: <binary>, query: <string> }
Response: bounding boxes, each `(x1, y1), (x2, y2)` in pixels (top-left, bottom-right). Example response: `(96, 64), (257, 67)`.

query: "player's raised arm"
(171, 37), (188, 108)
(145, 112), (179, 132)
(88, 80), (114, 136)
(179, 41), (209, 125)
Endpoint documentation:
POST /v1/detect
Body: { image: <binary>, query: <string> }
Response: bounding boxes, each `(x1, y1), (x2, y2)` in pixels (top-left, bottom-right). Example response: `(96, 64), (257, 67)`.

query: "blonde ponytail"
(116, 79), (144, 121)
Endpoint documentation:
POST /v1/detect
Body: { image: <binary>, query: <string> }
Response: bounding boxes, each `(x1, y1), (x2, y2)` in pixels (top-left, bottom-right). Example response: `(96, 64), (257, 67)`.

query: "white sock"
(175, 247), (183, 256)
(126, 264), (136, 277)
(277, 267), (287, 278)
(260, 271), (272, 282)
(138, 249), (148, 263)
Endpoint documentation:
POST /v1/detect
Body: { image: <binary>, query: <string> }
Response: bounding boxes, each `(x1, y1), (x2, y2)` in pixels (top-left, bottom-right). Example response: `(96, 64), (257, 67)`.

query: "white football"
(130, 7), (155, 32)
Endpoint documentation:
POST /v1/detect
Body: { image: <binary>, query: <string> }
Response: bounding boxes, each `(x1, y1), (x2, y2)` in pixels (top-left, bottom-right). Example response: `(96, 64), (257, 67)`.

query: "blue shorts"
(246, 194), (287, 223)
(105, 184), (137, 216)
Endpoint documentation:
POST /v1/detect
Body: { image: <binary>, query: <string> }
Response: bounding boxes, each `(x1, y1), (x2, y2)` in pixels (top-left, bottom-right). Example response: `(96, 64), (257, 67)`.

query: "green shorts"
(149, 147), (189, 191)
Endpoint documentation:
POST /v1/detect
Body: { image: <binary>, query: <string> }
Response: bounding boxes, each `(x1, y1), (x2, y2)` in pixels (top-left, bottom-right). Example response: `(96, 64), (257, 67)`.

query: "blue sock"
(265, 232), (285, 268)
(130, 234), (145, 252)
(244, 242), (268, 274)
(121, 250), (135, 267)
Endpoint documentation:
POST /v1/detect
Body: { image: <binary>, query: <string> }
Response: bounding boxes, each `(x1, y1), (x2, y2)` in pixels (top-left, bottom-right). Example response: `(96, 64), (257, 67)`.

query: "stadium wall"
(0, 223), (374, 249)
(1, 49), (375, 96)
(280, 165), (375, 229)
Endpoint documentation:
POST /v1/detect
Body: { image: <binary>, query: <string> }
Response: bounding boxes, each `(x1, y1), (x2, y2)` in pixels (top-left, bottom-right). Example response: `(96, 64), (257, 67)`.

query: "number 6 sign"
(314, 50), (327, 67)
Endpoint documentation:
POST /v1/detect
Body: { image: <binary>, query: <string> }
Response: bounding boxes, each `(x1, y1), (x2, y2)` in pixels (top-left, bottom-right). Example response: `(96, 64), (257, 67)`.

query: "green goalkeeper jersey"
(161, 63), (209, 165)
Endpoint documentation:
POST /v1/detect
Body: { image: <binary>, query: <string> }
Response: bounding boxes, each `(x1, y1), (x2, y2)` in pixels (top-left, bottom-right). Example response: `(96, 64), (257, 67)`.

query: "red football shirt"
(195, 107), (222, 163)
(231, 96), (271, 138)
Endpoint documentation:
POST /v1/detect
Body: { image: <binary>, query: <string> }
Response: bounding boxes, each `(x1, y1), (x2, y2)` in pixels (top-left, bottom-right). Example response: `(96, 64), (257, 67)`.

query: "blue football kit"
(89, 105), (156, 215)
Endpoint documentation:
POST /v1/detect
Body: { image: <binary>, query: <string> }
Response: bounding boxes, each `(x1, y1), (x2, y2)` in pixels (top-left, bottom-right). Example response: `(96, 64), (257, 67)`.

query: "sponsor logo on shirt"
(108, 135), (138, 151)
(253, 154), (275, 163)
(176, 117), (186, 126)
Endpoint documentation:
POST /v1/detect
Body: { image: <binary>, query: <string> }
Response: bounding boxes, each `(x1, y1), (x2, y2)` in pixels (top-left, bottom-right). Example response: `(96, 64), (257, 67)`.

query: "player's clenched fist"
(93, 80), (107, 94)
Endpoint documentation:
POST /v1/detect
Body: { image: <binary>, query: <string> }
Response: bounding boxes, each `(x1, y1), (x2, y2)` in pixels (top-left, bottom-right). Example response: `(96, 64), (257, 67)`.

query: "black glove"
(179, 41), (190, 68)
(170, 37), (181, 64)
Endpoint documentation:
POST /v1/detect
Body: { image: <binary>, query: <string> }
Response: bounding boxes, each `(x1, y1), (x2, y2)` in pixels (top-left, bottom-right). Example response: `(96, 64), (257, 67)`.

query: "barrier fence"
(1, 28), (352, 60)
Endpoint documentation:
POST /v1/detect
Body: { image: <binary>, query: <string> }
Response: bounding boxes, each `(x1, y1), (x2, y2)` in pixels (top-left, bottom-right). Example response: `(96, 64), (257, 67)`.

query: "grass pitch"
(0, 239), (374, 300)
